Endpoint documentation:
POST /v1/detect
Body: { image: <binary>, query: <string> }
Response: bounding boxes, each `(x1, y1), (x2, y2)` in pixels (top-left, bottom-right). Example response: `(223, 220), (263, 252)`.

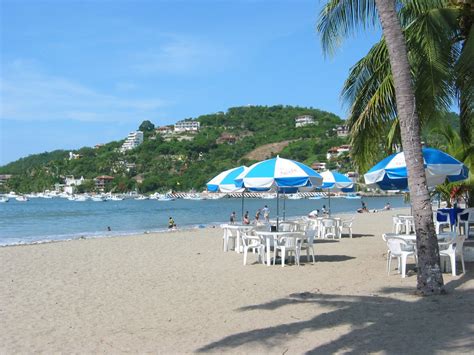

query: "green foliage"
(0, 105), (347, 193)
(139, 120), (155, 132)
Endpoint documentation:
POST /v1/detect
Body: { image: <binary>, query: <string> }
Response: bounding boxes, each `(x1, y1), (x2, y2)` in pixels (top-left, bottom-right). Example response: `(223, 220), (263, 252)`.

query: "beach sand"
(1, 209), (473, 353)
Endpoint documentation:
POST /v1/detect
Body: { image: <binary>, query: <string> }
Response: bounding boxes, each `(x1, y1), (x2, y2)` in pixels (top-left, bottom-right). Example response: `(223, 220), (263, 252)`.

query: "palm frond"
(317, 0), (378, 55)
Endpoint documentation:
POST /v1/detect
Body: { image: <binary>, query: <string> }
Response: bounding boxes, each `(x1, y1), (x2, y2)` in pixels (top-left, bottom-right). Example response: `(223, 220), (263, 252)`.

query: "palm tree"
(339, 0), (472, 173)
(318, 0), (444, 294)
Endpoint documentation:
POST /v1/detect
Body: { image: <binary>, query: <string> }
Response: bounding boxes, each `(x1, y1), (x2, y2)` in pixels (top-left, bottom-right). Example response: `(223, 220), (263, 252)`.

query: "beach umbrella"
(364, 147), (469, 190)
(320, 170), (354, 215)
(236, 156), (323, 227)
(206, 166), (246, 193)
(207, 166), (247, 222)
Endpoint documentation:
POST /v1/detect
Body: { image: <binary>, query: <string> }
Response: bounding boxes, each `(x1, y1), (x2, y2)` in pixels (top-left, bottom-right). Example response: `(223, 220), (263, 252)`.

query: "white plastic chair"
(386, 236), (416, 278)
(340, 217), (354, 238)
(321, 218), (338, 239)
(241, 231), (265, 266)
(273, 234), (302, 267)
(278, 222), (297, 232)
(392, 216), (404, 234)
(222, 225), (237, 252)
(458, 208), (474, 237)
(439, 234), (466, 276)
(300, 230), (316, 264)
(434, 211), (451, 234)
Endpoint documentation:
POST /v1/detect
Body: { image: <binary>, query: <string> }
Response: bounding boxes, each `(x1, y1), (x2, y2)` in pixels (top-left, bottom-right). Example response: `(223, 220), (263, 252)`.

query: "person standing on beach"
(229, 211), (236, 224)
(262, 205), (270, 222)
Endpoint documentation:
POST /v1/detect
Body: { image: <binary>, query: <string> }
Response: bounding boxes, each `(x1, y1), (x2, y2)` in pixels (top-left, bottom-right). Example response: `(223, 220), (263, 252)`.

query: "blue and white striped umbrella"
(320, 170), (354, 191)
(206, 166), (247, 193)
(236, 156), (323, 191)
(364, 148), (469, 190)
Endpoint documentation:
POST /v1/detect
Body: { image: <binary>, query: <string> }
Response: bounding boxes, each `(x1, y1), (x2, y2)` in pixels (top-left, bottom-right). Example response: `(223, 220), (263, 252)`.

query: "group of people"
(229, 205), (271, 225)
(357, 201), (391, 213)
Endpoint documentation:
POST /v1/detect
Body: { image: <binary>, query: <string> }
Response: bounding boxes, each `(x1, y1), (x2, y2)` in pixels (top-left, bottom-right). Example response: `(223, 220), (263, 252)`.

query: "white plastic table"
(254, 231), (304, 266)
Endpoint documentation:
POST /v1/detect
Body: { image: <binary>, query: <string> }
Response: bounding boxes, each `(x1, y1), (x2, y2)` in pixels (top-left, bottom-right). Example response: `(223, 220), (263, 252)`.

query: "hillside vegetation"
(1, 105), (348, 193)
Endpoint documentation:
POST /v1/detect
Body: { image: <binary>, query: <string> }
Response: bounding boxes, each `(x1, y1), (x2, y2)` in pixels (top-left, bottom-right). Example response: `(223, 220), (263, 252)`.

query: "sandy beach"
(1, 209), (473, 353)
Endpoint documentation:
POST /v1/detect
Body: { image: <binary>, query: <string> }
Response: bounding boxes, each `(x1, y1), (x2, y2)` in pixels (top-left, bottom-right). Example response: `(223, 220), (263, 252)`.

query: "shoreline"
(0, 207), (409, 248)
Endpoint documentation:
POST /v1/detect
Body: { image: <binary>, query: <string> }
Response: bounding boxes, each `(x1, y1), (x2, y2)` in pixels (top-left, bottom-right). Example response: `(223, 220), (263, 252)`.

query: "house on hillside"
(120, 131), (144, 153)
(156, 126), (174, 135)
(295, 115), (316, 127)
(95, 175), (114, 191)
(174, 120), (200, 132)
(311, 162), (327, 172)
(0, 174), (12, 186)
(327, 145), (351, 160)
(336, 125), (349, 137)
(216, 133), (237, 145)
(69, 152), (82, 160)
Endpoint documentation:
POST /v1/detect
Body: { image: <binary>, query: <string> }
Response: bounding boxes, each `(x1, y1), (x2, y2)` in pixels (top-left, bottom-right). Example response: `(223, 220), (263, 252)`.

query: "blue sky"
(0, 0), (381, 165)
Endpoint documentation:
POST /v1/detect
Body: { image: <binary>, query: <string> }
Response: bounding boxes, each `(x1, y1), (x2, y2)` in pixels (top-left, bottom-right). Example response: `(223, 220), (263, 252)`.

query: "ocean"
(0, 195), (408, 246)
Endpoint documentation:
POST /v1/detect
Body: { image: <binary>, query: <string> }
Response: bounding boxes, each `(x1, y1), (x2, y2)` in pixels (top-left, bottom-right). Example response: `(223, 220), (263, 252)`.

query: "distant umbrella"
(320, 170), (354, 215)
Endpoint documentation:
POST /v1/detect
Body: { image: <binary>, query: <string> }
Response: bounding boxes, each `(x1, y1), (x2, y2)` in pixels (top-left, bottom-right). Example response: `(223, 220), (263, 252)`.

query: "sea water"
(0, 196), (408, 246)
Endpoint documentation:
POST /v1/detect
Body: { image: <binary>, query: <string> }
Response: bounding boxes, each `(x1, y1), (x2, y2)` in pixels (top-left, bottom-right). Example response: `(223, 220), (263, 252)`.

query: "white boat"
(0, 196), (9, 203)
(183, 193), (204, 200)
(287, 193), (302, 200)
(260, 193), (276, 199)
(157, 195), (175, 201)
(134, 195), (149, 200)
(15, 196), (28, 202)
(108, 195), (124, 201)
(309, 195), (323, 200)
(74, 195), (88, 202)
(345, 193), (361, 199)
(91, 196), (106, 202)
(6, 191), (17, 198)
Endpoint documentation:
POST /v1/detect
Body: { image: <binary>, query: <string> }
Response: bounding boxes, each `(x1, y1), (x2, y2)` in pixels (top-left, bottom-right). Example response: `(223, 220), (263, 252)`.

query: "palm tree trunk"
(374, 0), (444, 295)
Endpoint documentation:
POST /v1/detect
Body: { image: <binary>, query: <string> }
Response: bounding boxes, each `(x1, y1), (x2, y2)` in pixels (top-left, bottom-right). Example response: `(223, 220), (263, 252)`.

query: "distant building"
(94, 144), (105, 149)
(347, 171), (359, 183)
(217, 133), (237, 145)
(65, 175), (84, 186)
(156, 126), (174, 135)
(174, 120), (200, 132)
(0, 174), (12, 185)
(95, 175), (114, 191)
(68, 152), (82, 160)
(327, 145), (351, 160)
(311, 162), (327, 172)
(295, 115), (315, 127)
(336, 125), (349, 137)
(120, 131), (144, 153)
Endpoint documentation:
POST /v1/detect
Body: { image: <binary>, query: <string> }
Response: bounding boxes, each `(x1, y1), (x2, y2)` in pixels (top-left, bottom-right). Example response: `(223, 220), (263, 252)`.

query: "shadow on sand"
(197, 269), (474, 353)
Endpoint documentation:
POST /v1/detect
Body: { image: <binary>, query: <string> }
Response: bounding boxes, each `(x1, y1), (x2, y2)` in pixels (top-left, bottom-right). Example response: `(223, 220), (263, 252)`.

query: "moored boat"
(0, 196), (9, 203)
(15, 196), (28, 202)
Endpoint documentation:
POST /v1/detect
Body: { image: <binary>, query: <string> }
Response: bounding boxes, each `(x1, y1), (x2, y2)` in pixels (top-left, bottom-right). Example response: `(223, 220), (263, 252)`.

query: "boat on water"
(309, 195), (323, 200)
(134, 195), (149, 200)
(345, 193), (361, 199)
(91, 196), (106, 202)
(260, 193), (277, 199)
(183, 193), (204, 200)
(15, 196), (29, 202)
(157, 196), (175, 201)
(286, 193), (302, 200)
(74, 195), (89, 202)
(0, 196), (9, 203)
(108, 195), (124, 201)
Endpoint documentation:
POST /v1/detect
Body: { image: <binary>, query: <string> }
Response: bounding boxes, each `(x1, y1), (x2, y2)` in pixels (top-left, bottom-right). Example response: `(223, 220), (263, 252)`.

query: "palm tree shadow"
(196, 274), (474, 353)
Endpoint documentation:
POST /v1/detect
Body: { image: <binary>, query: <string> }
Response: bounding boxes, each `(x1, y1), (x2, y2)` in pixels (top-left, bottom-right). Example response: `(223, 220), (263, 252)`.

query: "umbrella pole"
(276, 190), (280, 230)
(328, 188), (331, 217)
(283, 194), (286, 221)
(241, 191), (244, 223)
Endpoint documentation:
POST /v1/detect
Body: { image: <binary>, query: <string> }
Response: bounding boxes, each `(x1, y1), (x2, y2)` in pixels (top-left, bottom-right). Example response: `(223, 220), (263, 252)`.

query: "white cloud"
(131, 35), (232, 75)
(0, 60), (168, 123)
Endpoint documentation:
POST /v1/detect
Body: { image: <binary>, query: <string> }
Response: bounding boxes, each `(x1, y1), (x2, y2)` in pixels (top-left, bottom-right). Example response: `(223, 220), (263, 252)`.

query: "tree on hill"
(139, 120), (155, 132)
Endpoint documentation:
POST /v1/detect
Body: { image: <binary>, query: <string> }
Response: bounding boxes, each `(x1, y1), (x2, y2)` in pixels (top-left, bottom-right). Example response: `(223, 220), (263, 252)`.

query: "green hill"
(0, 105), (349, 193)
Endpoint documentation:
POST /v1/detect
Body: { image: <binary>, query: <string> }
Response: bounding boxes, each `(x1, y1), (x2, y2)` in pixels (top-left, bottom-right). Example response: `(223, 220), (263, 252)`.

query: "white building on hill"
(295, 115), (315, 127)
(120, 131), (144, 153)
(174, 120), (200, 132)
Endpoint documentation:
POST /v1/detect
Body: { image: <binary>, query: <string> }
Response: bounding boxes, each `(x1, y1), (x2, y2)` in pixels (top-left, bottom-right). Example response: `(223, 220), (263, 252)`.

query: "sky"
(0, 0), (381, 165)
